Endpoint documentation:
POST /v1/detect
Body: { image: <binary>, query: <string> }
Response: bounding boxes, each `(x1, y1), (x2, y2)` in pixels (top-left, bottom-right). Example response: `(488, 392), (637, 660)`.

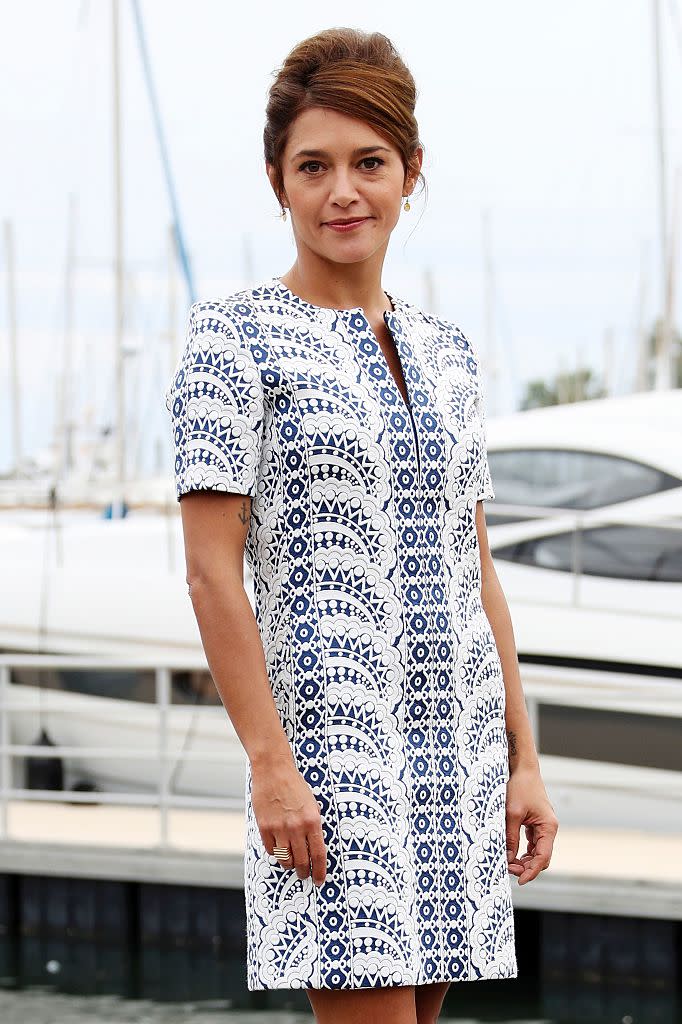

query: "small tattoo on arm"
(507, 730), (518, 756)
(238, 500), (250, 526)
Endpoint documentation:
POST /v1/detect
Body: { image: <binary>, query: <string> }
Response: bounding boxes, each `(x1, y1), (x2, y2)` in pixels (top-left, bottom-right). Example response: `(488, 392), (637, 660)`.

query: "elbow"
(185, 562), (243, 596)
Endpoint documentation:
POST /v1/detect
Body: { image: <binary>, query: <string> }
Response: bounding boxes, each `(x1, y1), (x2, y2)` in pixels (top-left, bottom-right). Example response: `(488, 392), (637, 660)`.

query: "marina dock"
(0, 654), (680, 1010)
(0, 798), (680, 921)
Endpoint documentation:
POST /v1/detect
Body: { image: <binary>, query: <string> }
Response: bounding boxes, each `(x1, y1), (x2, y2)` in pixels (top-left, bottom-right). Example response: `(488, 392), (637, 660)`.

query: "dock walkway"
(0, 799), (680, 920)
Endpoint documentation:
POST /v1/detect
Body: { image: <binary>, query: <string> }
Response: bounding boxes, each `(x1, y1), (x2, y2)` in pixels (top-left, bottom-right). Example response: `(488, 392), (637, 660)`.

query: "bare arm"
(180, 490), (293, 770)
(474, 501), (539, 773)
(179, 489), (326, 885)
(475, 499), (559, 884)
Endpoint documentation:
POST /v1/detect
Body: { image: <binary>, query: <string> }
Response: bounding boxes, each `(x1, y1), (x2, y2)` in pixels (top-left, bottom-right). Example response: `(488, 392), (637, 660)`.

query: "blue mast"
(130, 0), (196, 304)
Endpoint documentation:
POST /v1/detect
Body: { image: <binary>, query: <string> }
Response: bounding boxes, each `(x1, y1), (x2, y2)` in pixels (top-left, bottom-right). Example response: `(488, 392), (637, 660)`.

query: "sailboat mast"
(665, 168), (680, 385)
(634, 242), (649, 392)
(168, 223), (178, 369)
(4, 220), (21, 474)
(56, 194), (77, 482)
(482, 208), (498, 415)
(112, 0), (125, 496)
(652, 0), (672, 389)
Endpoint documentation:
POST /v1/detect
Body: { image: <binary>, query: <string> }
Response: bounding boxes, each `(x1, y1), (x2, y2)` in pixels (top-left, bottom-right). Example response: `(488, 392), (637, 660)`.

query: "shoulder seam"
(186, 295), (272, 366)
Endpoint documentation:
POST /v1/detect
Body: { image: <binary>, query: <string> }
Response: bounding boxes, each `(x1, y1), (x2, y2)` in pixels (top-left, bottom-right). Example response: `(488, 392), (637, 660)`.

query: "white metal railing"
(0, 655), (243, 848)
(1, 653), (680, 853)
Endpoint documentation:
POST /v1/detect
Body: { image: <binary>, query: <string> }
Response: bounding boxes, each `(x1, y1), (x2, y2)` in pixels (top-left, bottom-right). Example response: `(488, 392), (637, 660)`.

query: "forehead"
(284, 107), (395, 157)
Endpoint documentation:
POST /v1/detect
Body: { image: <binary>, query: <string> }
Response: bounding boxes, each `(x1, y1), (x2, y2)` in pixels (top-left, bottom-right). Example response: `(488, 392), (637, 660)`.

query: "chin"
(325, 249), (374, 265)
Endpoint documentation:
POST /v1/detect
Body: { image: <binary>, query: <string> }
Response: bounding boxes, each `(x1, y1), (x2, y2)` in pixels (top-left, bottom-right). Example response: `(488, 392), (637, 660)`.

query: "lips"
(324, 217), (370, 226)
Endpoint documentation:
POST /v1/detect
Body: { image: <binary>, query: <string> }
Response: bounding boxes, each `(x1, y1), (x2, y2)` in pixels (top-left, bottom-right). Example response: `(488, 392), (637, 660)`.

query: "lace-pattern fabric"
(165, 276), (515, 990)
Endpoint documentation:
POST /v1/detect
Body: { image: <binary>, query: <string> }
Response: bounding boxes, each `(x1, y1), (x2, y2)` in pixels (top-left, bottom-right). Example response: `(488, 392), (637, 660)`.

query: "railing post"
(157, 666), (172, 848)
(165, 495), (177, 575)
(571, 511), (583, 606)
(0, 664), (10, 838)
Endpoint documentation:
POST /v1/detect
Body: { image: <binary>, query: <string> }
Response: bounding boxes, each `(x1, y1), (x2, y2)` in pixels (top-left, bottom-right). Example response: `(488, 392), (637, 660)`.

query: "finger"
(272, 835), (294, 869)
(306, 825), (327, 887)
(517, 832), (554, 884)
(261, 829), (284, 860)
(289, 834), (311, 880)
(517, 853), (546, 884)
(505, 816), (523, 861)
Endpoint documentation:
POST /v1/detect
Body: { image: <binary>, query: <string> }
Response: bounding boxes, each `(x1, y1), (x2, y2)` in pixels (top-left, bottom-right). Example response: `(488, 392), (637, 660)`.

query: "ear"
(265, 161), (285, 206)
(406, 146), (424, 191)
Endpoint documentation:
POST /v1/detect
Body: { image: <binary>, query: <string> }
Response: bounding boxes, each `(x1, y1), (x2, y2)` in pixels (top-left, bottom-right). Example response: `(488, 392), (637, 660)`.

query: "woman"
(165, 26), (558, 1024)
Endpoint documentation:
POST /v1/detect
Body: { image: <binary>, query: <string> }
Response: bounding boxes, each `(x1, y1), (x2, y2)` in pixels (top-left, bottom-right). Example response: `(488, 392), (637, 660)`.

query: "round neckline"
(269, 276), (400, 317)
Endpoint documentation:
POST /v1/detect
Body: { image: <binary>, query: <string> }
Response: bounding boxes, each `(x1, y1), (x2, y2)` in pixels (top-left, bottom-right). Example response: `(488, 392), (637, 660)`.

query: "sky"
(1, 0), (681, 476)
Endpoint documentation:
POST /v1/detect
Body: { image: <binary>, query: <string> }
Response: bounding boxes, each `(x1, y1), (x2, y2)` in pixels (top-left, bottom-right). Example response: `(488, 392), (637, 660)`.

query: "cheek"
(372, 177), (405, 212)
(284, 195), (312, 228)
(377, 189), (403, 225)
(290, 183), (324, 213)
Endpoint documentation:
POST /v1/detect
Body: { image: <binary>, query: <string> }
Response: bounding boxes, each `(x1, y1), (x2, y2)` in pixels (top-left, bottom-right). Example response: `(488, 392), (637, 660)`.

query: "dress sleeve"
(458, 328), (495, 503)
(164, 300), (265, 502)
(475, 381), (495, 502)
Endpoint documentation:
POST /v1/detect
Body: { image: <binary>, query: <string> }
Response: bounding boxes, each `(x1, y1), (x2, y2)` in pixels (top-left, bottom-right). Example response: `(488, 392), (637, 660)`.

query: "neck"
(280, 258), (392, 314)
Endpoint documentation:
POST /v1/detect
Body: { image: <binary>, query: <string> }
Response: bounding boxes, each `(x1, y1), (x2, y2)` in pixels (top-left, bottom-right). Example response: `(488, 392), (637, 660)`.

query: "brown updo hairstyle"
(264, 27), (426, 214)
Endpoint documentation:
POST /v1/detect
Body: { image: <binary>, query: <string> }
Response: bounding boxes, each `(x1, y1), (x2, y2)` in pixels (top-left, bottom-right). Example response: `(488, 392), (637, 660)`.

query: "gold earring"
(403, 194), (411, 212)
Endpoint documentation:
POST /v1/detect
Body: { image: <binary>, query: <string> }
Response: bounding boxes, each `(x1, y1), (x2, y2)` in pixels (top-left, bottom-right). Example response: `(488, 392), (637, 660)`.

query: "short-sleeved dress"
(165, 275), (517, 990)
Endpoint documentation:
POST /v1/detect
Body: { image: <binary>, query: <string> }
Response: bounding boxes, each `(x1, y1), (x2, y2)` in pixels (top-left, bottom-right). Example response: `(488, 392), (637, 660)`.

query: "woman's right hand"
(250, 755), (327, 887)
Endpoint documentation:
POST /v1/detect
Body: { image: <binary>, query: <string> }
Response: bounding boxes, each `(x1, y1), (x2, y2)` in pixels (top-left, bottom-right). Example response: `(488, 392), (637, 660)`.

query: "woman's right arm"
(179, 489), (327, 886)
(181, 488), (292, 768)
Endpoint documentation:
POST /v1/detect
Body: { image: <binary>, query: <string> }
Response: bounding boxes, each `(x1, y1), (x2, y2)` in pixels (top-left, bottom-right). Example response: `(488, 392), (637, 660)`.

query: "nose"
(327, 170), (361, 208)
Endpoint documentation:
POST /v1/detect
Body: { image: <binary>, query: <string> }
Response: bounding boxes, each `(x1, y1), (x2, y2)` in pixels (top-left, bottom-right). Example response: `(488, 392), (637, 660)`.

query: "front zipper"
(406, 402), (421, 492)
(363, 310), (422, 492)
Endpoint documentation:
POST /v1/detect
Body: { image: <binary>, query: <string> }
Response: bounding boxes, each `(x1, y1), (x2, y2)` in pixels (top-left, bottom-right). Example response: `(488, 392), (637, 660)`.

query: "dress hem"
(246, 966), (519, 991)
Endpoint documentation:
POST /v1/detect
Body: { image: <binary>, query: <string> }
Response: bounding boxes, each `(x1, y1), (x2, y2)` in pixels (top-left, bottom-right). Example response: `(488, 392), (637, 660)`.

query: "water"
(0, 991), (315, 1023)
(1, 991), (323, 1022)
(0, 990), (553, 1023)
(0, 936), (678, 1023)
(1, 985), (678, 1024)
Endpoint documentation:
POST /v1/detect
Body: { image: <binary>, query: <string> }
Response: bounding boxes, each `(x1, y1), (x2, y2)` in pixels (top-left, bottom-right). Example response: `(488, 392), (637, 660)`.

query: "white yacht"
(1, 388), (680, 824)
(484, 387), (682, 676)
(482, 388), (681, 831)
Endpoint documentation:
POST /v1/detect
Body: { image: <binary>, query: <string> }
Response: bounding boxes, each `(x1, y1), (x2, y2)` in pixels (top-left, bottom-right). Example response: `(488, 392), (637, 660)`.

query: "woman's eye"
(299, 157), (385, 173)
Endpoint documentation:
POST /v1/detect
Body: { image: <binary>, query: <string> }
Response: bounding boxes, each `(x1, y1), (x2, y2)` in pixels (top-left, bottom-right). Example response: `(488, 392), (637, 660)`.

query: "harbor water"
(0, 937), (679, 1024)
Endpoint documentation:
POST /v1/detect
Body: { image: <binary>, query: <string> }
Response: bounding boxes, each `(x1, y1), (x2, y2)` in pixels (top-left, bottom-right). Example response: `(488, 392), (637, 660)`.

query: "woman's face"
(269, 106), (421, 266)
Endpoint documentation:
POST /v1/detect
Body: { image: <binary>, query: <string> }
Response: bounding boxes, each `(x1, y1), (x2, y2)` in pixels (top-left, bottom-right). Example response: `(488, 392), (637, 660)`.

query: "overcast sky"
(1, 0), (681, 474)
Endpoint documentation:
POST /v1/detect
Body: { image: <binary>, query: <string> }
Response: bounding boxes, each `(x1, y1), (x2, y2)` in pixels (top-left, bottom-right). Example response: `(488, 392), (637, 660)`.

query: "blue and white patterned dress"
(165, 276), (517, 990)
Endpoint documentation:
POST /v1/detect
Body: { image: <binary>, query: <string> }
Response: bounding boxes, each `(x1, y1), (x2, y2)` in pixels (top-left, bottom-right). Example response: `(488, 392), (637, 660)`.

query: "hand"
(505, 763), (559, 885)
(250, 755), (327, 886)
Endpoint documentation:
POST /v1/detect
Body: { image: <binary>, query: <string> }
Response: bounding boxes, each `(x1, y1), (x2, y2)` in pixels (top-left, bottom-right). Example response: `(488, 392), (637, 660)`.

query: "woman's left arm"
(476, 500), (559, 885)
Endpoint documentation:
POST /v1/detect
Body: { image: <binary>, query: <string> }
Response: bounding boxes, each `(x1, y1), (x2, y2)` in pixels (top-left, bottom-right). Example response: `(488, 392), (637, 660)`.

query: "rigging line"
(130, 0), (197, 305)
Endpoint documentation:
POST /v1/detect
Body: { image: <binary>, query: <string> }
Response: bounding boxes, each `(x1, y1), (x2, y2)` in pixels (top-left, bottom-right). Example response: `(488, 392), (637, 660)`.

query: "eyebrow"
(291, 145), (391, 162)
